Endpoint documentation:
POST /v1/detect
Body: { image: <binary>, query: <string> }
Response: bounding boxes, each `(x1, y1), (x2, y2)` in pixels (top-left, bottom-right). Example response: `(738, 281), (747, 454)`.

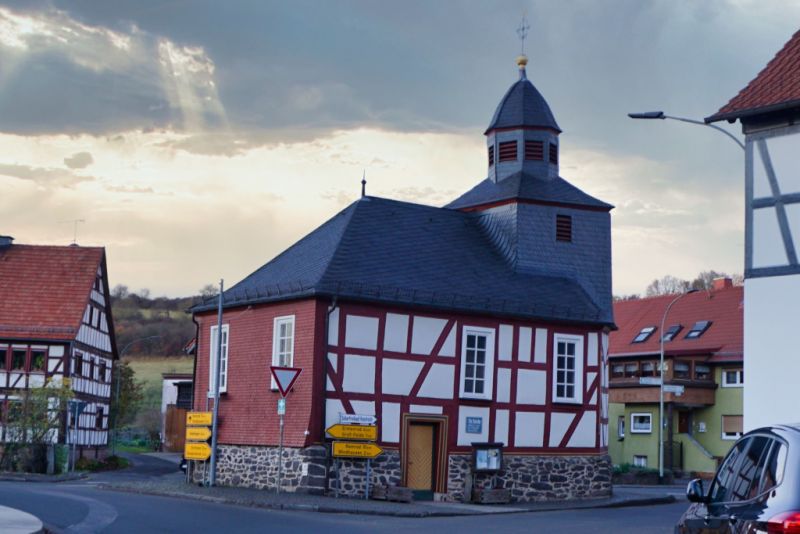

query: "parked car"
(676, 424), (800, 533)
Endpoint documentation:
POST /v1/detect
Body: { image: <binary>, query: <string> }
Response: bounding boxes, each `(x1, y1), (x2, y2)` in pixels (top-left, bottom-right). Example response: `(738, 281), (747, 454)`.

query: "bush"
(75, 455), (129, 472)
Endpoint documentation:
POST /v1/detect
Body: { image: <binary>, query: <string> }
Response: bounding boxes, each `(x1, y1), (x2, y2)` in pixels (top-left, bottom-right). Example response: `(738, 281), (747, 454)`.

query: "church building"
(191, 51), (615, 502)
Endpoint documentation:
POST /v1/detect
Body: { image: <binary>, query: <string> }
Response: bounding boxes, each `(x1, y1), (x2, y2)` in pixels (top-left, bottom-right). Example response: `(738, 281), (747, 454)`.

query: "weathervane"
(59, 219), (85, 245)
(361, 170), (367, 198)
(516, 12), (530, 55)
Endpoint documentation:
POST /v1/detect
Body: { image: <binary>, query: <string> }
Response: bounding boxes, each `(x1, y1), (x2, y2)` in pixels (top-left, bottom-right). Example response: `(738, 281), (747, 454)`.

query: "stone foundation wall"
(193, 444), (327, 494)
(328, 449), (401, 497)
(447, 453), (612, 502)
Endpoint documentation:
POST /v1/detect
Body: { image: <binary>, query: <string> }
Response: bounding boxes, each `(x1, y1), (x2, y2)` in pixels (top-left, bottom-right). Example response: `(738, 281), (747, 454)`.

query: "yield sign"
(270, 366), (302, 397)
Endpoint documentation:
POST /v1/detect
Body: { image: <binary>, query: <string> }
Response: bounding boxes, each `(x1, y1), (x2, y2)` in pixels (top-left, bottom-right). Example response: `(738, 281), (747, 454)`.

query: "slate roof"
(609, 285), (743, 362)
(707, 29), (800, 123)
(0, 244), (104, 341)
(485, 74), (560, 133)
(445, 171), (614, 211)
(193, 196), (609, 326)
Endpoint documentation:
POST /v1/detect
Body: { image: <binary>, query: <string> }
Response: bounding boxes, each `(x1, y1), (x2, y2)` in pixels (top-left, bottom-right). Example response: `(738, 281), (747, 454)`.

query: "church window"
(209, 324), (230, 394)
(556, 215), (572, 242)
(553, 334), (583, 404)
(498, 141), (517, 162)
(525, 140), (544, 160)
(549, 142), (558, 164)
(488, 146), (494, 166)
(459, 326), (494, 400)
(271, 316), (295, 390)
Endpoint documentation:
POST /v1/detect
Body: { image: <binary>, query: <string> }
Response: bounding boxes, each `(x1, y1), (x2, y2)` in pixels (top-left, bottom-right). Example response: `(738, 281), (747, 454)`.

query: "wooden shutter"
(498, 141), (517, 162)
(549, 143), (558, 164)
(723, 415), (743, 434)
(525, 140), (544, 160)
(556, 215), (572, 242)
(488, 145), (494, 166)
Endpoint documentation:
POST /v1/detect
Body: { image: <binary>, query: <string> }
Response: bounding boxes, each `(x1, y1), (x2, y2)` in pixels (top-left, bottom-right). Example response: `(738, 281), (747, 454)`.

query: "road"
(0, 454), (689, 533)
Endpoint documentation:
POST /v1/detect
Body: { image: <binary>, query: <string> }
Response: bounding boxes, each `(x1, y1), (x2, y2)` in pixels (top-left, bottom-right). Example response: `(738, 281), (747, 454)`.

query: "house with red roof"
(705, 29), (800, 432)
(0, 235), (118, 458)
(607, 279), (743, 476)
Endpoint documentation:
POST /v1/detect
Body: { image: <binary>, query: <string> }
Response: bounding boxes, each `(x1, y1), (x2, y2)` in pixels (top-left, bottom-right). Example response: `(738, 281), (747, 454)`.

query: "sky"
(0, 0), (798, 298)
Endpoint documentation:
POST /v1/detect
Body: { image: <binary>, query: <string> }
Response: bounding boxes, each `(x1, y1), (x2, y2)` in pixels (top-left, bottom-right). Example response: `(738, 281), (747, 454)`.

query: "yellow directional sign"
(186, 411), (213, 426)
(326, 424), (377, 441)
(332, 441), (383, 459)
(184, 442), (212, 461)
(186, 426), (212, 441)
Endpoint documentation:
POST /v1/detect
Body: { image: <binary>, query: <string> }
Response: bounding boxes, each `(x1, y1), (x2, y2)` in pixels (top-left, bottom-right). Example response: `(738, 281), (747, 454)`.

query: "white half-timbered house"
(190, 52), (615, 502)
(0, 236), (118, 456)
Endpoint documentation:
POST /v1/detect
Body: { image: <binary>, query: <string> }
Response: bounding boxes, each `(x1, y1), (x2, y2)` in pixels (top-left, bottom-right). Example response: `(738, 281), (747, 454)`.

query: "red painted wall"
(193, 298), (326, 447)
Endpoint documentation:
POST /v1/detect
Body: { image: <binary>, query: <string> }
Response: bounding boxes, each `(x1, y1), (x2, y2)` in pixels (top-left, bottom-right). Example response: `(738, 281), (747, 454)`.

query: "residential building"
(608, 280), (743, 475)
(191, 53), (615, 501)
(706, 29), (800, 431)
(0, 235), (118, 457)
(161, 372), (193, 452)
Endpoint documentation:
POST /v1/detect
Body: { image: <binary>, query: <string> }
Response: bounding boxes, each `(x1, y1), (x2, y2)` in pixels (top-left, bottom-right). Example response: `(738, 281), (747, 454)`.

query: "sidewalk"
(0, 471), (86, 483)
(0, 505), (43, 534)
(100, 479), (676, 518)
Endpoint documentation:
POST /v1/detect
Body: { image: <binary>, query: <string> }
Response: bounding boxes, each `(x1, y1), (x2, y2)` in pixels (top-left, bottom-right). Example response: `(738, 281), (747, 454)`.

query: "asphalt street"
(0, 454), (690, 533)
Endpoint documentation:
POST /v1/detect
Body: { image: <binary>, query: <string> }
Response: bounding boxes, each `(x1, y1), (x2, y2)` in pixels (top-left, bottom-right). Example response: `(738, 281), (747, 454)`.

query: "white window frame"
(271, 315), (295, 390)
(617, 415), (625, 439)
(458, 326), (495, 400)
(721, 368), (743, 388)
(633, 455), (648, 468)
(552, 333), (584, 404)
(208, 324), (229, 396)
(630, 412), (652, 434)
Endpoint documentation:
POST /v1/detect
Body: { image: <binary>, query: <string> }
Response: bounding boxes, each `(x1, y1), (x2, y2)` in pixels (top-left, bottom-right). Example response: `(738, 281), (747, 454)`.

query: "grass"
(113, 442), (153, 454)
(125, 355), (194, 409)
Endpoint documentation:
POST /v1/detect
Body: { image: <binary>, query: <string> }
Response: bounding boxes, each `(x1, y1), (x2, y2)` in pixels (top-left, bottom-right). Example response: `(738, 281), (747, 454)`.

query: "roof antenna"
(59, 219), (85, 245)
(516, 11), (530, 80)
(361, 170), (367, 198)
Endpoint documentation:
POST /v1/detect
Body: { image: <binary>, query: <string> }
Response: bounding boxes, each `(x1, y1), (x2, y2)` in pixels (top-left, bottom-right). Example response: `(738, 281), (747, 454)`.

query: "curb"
(98, 484), (676, 518)
(0, 473), (88, 483)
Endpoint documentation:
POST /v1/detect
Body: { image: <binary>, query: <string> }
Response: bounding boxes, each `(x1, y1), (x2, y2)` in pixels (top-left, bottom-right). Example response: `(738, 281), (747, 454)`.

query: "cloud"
(0, 162), (94, 187)
(104, 184), (154, 194)
(64, 151), (94, 169)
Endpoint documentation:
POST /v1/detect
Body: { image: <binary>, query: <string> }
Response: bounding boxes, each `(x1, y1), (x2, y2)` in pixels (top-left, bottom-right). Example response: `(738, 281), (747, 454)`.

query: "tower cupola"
(485, 54), (561, 183)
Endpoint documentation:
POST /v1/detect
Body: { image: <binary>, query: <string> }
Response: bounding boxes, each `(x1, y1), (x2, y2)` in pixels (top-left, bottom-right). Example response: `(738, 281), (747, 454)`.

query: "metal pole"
(365, 459), (371, 500)
(71, 402), (78, 472)
(209, 280), (224, 486)
(277, 410), (284, 494)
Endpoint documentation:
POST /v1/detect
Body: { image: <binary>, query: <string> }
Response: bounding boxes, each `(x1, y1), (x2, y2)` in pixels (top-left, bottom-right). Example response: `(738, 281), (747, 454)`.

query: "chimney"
(712, 277), (733, 291)
(0, 235), (13, 248)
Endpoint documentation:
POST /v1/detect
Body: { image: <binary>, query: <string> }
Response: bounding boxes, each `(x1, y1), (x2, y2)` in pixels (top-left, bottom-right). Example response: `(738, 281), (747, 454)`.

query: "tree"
(614, 294), (641, 301)
(645, 275), (690, 297)
(111, 284), (129, 299)
(690, 270), (729, 291)
(199, 284), (219, 299)
(110, 360), (144, 430)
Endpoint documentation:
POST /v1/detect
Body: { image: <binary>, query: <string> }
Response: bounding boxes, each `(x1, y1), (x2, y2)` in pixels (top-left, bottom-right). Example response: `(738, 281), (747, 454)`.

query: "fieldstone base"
(329, 449), (401, 498)
(448, 453), (612, 502)
(192, 444), (328, 494)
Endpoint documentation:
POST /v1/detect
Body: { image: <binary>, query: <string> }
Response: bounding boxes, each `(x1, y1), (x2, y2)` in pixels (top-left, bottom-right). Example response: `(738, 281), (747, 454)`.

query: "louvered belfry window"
(488, 145), (495, 166)
(525, 140), (544, 160)
(498, 141), (517, 162)
(549, 143), (558, 164)
(556, 214), (572, 242)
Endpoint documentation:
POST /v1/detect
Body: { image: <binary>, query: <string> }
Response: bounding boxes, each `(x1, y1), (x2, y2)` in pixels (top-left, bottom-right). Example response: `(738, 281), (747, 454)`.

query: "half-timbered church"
(0, 236), (117, 458)
(191, 51), (615, 502)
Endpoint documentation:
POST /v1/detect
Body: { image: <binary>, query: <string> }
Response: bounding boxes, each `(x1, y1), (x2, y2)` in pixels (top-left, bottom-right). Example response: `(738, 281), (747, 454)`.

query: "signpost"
(328, 413), (382, 499)
(639, 377), (663, 386)
(186, 427), (212, 441)
(664, 384), (685, 396)
(185, 442), (212, 461)
(187, 411), (213, 426)
(326, 424), (378, 441)
(185, 410), (213, 481)
(332, 441), (383, 459)
(270, 366), (302, 495)
(339, 414), (377, 425)
(68, 399), (87, 472)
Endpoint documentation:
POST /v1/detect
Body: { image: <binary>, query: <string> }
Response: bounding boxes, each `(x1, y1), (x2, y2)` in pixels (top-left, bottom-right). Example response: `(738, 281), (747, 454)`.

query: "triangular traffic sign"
(270, 366), (302, 397)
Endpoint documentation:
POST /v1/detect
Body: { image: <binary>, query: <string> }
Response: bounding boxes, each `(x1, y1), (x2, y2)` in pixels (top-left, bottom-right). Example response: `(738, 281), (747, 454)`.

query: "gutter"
(322, 296), (338, 494)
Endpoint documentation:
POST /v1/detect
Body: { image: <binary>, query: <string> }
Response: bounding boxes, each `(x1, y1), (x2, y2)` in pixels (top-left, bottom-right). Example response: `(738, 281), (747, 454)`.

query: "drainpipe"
(322, 296), (338, 493)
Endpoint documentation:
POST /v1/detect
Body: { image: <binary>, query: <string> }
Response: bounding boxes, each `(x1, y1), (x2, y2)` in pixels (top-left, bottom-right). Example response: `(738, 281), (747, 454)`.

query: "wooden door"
(164, 405), (187, 452)
(678, 411), (690, 434)
(407, 423), (435, 493)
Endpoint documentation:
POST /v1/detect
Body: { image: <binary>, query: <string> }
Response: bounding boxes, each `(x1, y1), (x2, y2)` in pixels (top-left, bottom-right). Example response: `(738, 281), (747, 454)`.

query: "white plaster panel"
(350, 400), (375, 416)
(496, 367), (511, 403)
(345, 315), (379, 350)
(567, 411), (597, 448)
(49, 346), (64, 357)
(9, 372), (22, 387)
(515, 369), (546, 405)
(587, 372), (597, 393)
(417, 364), (454, 399)
(589, 389), (597, 406)
(342, 355), (375, 394)
(494, 409), (509, 446)
(534, 328), (548, 364)
(381, 359), (424, 396)
(328, 308), (340, 346)
(325, 399), (345, 431)
(326, 353), (337, 391)
(549, 412), (575, 447)
(27, 374), (44, 388)
(383, 313), (409, 353)
(518, 327), (532, 362)
(514, 411), (545, 447)
(328, 353), (337, 372)
(457, 406), (490, 446)
(587, 333), (598, 367)
(498, 324), (513, 361)
(411, 316), (448, 355)
(382, 402), (400, 443)
(602, 393), (608, 418)
(439, 326), (456, 357)
(601, 333), (609, 359)
(409, 404), (443, 414)
(0, 372), (6, 388)
(326, 377), (334, 392)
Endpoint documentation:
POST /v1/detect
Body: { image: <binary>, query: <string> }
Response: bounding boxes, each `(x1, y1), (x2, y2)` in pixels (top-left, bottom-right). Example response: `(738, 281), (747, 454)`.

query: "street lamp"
(658, 289), (698, 481)
(111, 335), (161, 456)
(628, 111), (745, 151)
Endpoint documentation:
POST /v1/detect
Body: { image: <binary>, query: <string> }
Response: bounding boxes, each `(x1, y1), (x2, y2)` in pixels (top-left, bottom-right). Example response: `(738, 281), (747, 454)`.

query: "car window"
(709, 437), (748, 503)
(757, 440), (787, 495)
(730, 436), (772, 501)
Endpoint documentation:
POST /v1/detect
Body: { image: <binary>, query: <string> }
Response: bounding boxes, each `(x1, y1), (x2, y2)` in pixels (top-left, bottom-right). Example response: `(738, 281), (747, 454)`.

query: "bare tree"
(690, 270), (729, 290)
(111, 284), (129, 299)
(199, 284), (219, 298)
(645, 275), (690, 297)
